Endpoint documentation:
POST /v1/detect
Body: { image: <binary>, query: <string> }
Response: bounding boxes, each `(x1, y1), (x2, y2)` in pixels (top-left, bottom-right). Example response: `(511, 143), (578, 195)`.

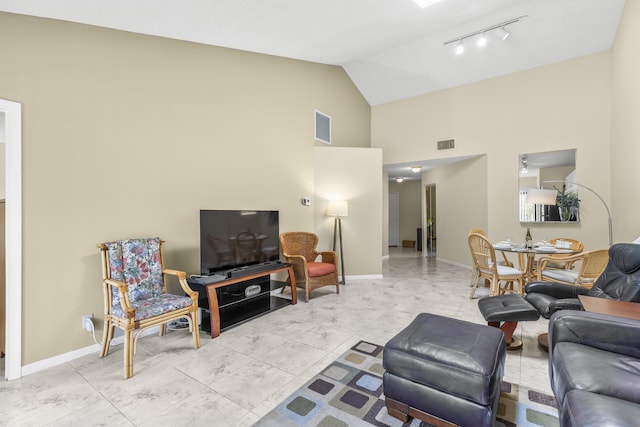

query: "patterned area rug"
(255, 341), (559, 427)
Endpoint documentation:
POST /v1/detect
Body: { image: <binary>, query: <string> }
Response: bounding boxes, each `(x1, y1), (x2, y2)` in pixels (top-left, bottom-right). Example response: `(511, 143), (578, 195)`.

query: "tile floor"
(0, 248), (552, 426)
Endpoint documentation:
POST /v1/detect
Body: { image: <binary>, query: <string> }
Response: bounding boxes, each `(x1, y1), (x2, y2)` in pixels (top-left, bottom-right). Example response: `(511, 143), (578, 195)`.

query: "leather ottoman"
(478, 294), (540, 350)
(382, 313), (506, 427)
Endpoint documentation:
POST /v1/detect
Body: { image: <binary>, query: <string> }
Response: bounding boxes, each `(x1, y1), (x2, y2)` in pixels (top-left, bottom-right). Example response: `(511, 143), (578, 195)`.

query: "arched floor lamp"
(526, 181), (613, 352)
(527, 181), (612, 246)
(327, 200), (348, 284)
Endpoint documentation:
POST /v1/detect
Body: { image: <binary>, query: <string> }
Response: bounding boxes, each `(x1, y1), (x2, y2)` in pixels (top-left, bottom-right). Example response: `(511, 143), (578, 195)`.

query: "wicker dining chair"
(536, 248), (609, 288)
(468, 232), (526, 298)
(279, 232), (339, 302)
(542, 238), (584, 270)
(469, 228), (513, 267)
(468, 228), (515, 298)
(98, 237), (200, 378)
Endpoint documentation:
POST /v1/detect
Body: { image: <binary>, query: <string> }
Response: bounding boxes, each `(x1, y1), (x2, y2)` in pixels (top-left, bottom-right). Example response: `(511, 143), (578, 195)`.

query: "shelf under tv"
(195, 263), (297, 338)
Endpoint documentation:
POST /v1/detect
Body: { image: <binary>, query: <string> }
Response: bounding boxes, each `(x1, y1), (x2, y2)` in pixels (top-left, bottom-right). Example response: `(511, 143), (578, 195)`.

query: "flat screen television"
(200, 210), (280, 275)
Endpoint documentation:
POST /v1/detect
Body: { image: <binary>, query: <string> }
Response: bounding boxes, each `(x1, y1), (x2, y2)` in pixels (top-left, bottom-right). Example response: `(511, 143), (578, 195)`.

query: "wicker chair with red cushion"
(279, 232), (339, 302)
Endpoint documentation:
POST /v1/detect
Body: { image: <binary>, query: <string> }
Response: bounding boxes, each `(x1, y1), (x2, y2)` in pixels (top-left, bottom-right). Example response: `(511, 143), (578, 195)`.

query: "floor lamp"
(327, 200), (348, 284)
(535, 181), (613, 246)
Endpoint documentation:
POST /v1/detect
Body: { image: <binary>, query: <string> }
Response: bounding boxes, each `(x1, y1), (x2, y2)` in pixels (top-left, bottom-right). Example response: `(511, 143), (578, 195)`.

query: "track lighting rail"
(443, 15), (528, 46)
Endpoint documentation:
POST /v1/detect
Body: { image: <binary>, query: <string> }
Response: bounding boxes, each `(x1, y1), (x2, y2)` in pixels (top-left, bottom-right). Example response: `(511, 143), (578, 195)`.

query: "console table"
(204, 264), (297, 338)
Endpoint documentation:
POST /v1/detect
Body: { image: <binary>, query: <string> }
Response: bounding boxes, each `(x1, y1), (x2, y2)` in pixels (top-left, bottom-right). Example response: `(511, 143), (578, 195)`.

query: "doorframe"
(424, 184), (436, 258)
(1, 99), (22, 380)
(388, 192), (400, 247)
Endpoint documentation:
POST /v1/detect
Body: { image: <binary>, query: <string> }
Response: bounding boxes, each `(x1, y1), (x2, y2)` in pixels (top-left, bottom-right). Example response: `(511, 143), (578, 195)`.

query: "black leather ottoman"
(478, 294), (540, 350)
(383, 313), (506, 427)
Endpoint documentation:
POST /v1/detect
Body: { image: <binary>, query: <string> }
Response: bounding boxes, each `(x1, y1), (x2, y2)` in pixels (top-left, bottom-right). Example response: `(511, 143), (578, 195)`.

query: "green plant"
(555, 187), (580, 208)
(554, 186), (580, 221)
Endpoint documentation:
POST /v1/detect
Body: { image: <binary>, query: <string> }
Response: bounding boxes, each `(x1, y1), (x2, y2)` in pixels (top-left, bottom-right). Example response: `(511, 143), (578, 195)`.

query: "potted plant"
(555, 186), (580, 221)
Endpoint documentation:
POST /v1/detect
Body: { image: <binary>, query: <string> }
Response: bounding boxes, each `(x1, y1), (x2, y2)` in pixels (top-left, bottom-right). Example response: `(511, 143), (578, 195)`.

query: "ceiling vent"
(314, 110), (331, 144)
(437, 139), (455, 150)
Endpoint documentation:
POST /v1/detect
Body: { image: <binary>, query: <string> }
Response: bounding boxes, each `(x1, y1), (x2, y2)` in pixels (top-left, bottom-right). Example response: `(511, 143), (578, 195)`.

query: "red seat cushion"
(307, 262), (336, 277)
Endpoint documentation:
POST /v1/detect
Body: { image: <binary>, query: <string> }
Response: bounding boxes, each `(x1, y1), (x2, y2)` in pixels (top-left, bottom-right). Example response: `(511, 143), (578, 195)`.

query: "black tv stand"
(199, 264), (297, 338)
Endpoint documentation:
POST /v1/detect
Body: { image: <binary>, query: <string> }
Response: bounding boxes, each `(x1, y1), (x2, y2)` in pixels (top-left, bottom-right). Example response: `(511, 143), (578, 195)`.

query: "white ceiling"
(386, 155), (481, 183)
(0, 0), (625, 179)
(0, 0), (624, 106)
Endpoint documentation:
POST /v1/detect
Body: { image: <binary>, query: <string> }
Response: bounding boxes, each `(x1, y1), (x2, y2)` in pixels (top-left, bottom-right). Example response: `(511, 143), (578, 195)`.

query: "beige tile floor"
(0, 248), (552, 426)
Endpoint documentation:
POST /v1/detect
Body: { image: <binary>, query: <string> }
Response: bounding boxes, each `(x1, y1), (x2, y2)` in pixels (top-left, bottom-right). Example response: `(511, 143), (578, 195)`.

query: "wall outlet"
(301, 197), (311, 206)
(82, 314), (94, 332)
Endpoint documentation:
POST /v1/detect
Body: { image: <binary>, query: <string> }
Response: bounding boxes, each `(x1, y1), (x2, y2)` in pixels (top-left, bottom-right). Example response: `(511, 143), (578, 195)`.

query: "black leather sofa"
(532, 243), (640, 426)
(548, 310), (640, 426)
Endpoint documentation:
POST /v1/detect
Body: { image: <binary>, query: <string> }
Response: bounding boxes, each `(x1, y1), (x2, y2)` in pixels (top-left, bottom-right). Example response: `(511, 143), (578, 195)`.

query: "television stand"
(201, 264), (297, 338)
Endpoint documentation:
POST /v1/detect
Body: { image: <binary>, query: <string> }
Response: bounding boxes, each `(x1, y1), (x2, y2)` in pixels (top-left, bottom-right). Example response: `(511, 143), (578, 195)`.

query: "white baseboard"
(21, 342), (102, 377)
(344, 274), (384, 281)
(20, 326), (161, 378)
(436, 258), (473, 270)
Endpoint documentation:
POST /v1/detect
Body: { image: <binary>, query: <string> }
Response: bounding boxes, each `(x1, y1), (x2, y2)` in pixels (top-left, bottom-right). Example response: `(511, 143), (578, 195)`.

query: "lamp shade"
(525, 189), (557, 205)
(327, 200), (348, 217)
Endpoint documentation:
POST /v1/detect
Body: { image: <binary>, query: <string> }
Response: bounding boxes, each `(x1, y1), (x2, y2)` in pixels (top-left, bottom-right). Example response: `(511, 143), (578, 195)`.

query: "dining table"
(493, 242), (577, 283)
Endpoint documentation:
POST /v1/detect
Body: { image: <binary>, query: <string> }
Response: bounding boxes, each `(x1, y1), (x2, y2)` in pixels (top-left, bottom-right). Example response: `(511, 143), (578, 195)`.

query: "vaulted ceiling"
(0, 0), (624, 106)
(0, 0), (625, 180)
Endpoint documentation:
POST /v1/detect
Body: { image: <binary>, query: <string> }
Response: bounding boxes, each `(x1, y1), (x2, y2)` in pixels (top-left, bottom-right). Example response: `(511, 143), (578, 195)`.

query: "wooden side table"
(578, 295), (640, 320)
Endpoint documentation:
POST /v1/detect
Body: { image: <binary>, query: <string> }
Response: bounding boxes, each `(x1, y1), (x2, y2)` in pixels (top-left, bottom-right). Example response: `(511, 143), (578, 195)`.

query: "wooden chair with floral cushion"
(98, 237), (200, 378)
(279, 232), (339, 302)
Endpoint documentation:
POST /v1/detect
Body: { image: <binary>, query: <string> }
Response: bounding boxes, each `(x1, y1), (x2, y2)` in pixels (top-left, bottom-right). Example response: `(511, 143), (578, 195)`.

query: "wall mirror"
(519, 149), (577, 223)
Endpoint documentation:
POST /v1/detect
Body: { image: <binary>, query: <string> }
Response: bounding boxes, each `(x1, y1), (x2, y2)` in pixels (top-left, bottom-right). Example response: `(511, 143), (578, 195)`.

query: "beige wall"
(373, 53), (612, 261)
(382, 172), (389, 256)
(388, 180), (421, 244)
(422, 156), (488, 265)
(538, 166), (575, 186)
(0, 13), (372, 364)
(611, 1), (640, 241)
(314, 147), (383, 276)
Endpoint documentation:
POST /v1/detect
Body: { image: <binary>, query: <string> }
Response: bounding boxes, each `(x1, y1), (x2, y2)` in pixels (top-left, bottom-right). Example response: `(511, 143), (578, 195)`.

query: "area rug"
(254, 341), (559, 427)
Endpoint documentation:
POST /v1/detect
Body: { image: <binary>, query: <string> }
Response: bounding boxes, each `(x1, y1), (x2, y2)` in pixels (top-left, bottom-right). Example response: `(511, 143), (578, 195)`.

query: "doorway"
(389, 192), (400, 247)
(1, 99), (23, 380)
(425, 184), (436, 257)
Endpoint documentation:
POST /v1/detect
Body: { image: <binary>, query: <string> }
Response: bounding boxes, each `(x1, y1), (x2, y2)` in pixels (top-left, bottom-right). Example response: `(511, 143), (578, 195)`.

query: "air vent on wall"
(437, 139), (455, 150)
(315, 110), (331, 144)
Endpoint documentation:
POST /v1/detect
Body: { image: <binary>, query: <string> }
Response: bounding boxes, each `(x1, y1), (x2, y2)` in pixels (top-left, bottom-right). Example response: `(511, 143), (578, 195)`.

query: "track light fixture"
(412, 0), (445, 8)
(476, 32), (487, 48)
(494, 26), (510, 41)
(521, 155), (528, 174)
(444, 15), (527, 54)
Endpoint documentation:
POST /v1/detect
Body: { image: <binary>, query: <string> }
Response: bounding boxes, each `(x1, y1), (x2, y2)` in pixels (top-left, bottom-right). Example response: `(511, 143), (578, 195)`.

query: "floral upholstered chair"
(98, 237), (200, 378)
